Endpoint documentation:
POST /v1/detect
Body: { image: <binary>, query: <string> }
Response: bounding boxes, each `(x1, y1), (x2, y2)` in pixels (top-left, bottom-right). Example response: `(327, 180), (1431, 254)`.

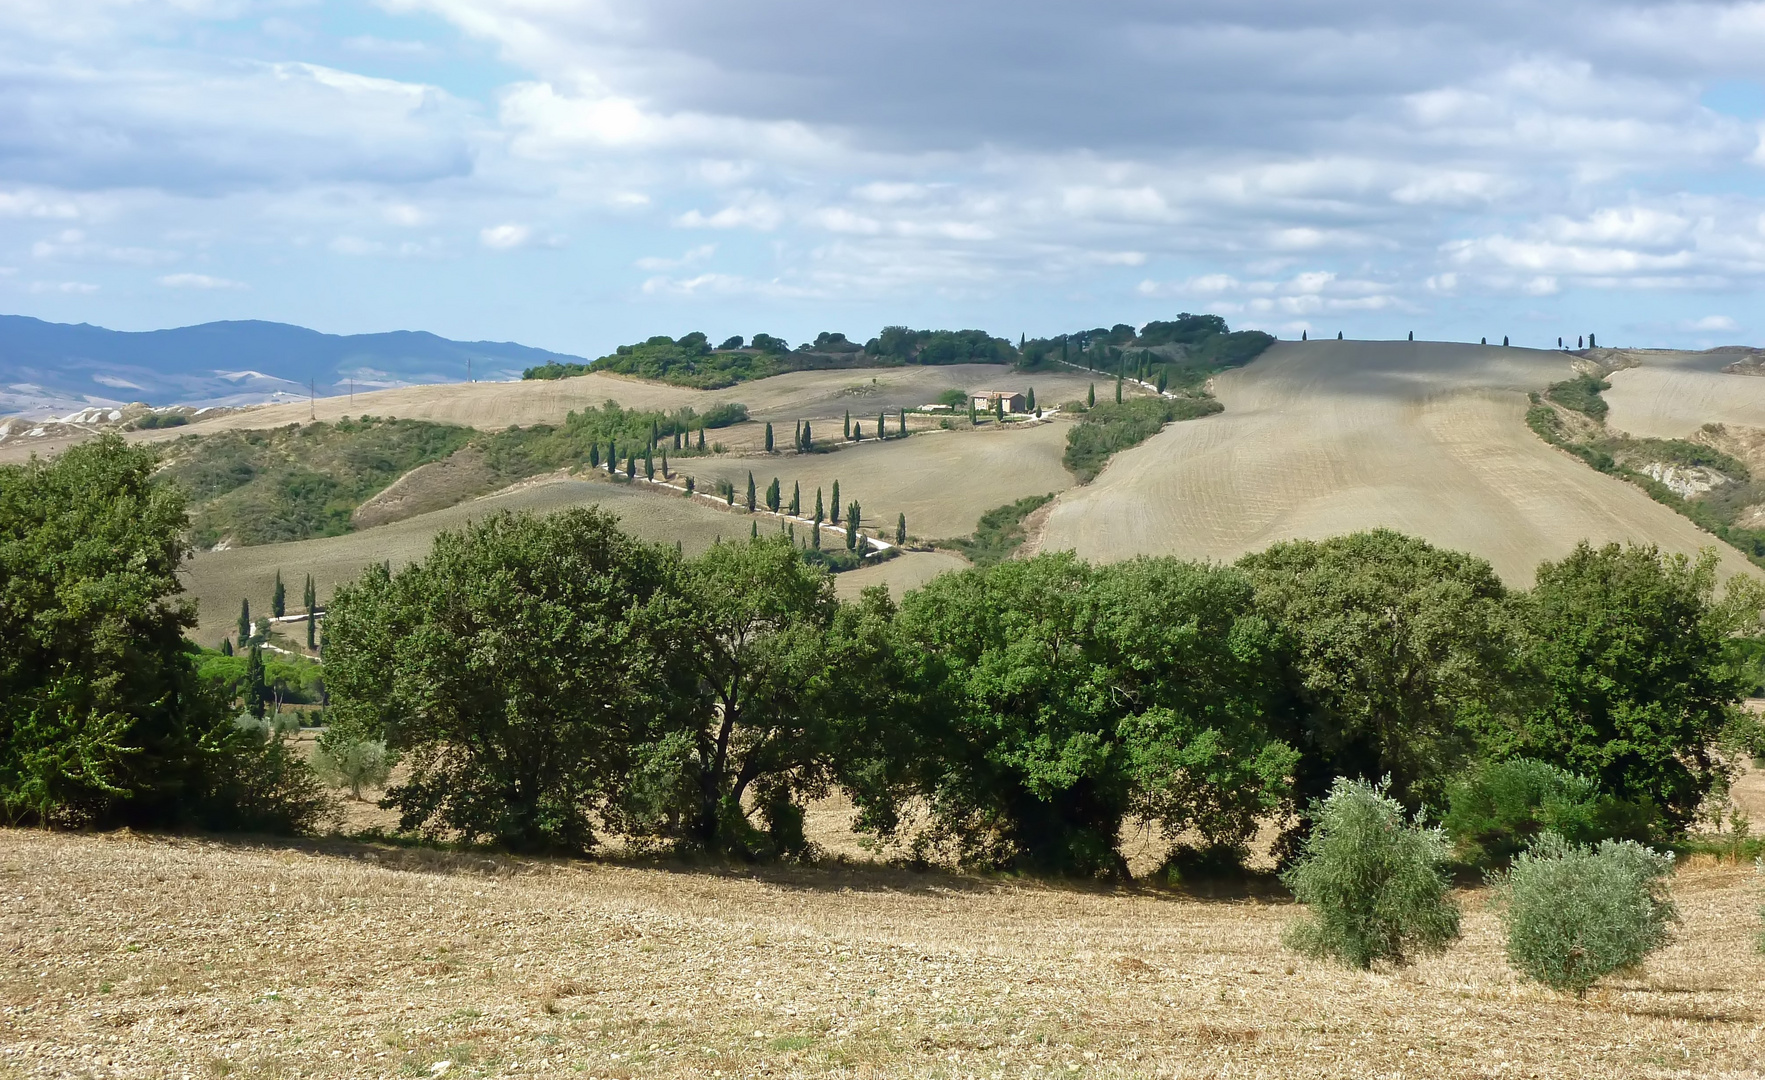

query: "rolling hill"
(1034, 340), (1761, 583)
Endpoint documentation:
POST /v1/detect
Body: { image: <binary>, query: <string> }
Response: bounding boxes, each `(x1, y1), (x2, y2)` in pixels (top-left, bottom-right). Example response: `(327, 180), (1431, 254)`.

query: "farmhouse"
(973, 390), (1027, 414)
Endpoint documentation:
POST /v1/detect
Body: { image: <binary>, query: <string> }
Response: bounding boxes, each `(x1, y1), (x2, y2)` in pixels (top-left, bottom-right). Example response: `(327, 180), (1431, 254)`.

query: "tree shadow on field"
(133, 827), (1282, 904)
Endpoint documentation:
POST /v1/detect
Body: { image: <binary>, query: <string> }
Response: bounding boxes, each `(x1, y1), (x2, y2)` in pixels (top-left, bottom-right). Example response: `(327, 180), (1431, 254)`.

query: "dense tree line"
(323, 514), (1763, 872)
(8, 440), (1758, 874)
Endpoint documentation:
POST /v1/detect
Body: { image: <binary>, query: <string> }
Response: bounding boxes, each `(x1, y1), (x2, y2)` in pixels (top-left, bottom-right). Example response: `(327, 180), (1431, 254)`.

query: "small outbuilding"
(972, 391), (1027, 414)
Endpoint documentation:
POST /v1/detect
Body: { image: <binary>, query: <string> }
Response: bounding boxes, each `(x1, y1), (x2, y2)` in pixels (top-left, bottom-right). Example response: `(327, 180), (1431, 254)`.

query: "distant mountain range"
(0, 315), (586, 417)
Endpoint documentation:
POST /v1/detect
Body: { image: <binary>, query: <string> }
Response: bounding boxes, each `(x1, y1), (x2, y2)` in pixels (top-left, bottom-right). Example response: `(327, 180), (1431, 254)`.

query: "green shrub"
(1546, 374), (1610, 421)
(313, 724), (395, 800)
(1282, 778), (1461, 968)
(1444, 759), (1655, 868)
(1490, 833), (1677, 994)
(939, 493), (1054, 566)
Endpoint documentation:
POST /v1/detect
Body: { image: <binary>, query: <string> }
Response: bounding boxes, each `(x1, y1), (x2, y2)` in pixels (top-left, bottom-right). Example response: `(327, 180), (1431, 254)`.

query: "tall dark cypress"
(878, 410), (886, 438)
(896, 512), (906, 544)
(746, 472), (756, 512)
(831, 481), (841, 524)
(246, 646), (266, 720)
(801, 420), (812, 450)
(272, 571), (285, 618)
(789, 481), (801, 516)
(238, 598), (251, 645)
(765, 422), (774, 452)
(814, 487), (824, 523)
(843, 409), (851, 439)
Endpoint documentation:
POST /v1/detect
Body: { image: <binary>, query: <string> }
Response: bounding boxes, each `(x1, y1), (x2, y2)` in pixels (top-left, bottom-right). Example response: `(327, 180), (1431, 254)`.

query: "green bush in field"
(1490, 833), (1677, 994)
(1282, 778), (1461, 968)
(313, 723), (395, 800)
(1444, 759), (1656, 869)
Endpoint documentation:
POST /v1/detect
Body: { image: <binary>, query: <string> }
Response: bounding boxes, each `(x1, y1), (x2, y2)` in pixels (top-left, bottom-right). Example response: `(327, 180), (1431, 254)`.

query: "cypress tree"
(765, 422), (774, 452)
(661, 449), (669, 477)
(272, 571), (285, 618)
(789, 480), (800, 516)
(814, 487), (824, 524)
(1503, 336), (1509, 347)
(644, 449), (654, 479)
(1087, 383), (1095, 408)
(751, 520), (758, 539)
(812, 520), (821, 549)
(698, 426), (706, 450)
(221, 637), (233, 657)
(1115, 373), (1123, 404)
(766, 477), (781, 512)
(246, 646), (266, 720)
(626, 455), (637, 479)
(794, 420), (802, 450)
(831, 481), (841, 523)
(802, 420), (812, 451)
(1026, 387), (1036, 411)
(1155, 370), (1167, 394)
(685, 476), (696, 497)
(995, 396), (1005, 422)
(1409, 330), (1415, 341)
(844, 409), (851, 439)
(238, 598), (251, 645)
(896, 512), (906, 544)
(306, 607), (316, 650)
(725, 482), (735, 506)
(1481, 337), (1487, 345)
(650, 419), (659, 448)
(1302, 330), (1307, 341)
(969, 400), (977, 425)
(303, 573), (315, 613)
(606, 442), (616, 473)
(878, 410), (886, 438)
(1590, 332), (1597, 348)
(853, 420), (863, 441)
(845, 502), (862, 549)
(746, 472), (756, 512)
(1337, 331), (1343, 340)
(898, 407), (907, 436)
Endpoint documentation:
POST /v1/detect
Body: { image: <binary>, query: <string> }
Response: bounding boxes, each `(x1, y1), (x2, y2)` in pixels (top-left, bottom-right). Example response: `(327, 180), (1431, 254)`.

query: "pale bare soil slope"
(1041, 340), (1759, 583)
(181, 477), (749, 647)
(833, 550), (970, 600)
(2, 829), (1760, 1079)
(1604, 348), (1765, 440)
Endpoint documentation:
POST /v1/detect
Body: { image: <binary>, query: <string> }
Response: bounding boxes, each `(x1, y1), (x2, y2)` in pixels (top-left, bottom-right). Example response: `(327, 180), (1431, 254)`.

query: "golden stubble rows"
(2, 829), (1762, 1079)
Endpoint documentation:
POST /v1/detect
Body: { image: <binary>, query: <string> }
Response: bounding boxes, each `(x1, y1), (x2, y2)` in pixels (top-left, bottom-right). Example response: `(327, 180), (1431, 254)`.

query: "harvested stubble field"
(179, 476), (750, 647)
(1039, 341), (1760, 584)
(2, 829), (1762, 1080)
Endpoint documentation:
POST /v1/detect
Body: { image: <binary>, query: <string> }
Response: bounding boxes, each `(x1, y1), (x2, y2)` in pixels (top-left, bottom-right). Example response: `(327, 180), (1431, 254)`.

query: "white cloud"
(29, 281), (99, 294)
(479, 223), (532, 249)
(159, 272), (246, 289)
(1685, 315), (1739, 332)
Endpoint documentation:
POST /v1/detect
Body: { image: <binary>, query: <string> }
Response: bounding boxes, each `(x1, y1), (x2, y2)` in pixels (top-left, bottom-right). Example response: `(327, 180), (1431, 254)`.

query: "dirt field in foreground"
(1, 830), (1761, 1080)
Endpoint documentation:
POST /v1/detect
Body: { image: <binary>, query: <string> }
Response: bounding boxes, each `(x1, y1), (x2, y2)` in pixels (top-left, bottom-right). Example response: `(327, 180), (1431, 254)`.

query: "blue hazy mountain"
(0, 315), (585, 416)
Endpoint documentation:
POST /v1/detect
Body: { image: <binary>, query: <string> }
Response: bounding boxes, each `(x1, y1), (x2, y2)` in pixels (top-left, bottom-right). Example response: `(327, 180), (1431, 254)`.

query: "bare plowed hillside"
(677, 421), (1076, 541)
(181, 476), (752, 646)
(1039, 340), (1759, 583)
(1603, 348), (1765, 439)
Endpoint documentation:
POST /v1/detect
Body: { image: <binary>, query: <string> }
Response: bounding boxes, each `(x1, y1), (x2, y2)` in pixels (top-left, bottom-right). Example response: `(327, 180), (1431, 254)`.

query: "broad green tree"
(1505, 542), (1757, 834)
(323, 509), (689, 852)
(0, 436), (323, 831)
(1236, 530), (1520, 815)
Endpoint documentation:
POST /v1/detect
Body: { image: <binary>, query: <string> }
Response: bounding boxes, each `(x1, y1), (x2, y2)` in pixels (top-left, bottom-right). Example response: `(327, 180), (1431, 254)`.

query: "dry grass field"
(180, 476), (755, 647)
(2, 828), (1762, 1080)
(1038, 341), (1760, 584)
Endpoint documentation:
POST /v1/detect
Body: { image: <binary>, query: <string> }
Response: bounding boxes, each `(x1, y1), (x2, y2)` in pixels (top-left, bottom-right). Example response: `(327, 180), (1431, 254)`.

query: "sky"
(1, 0), (1763, 359)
